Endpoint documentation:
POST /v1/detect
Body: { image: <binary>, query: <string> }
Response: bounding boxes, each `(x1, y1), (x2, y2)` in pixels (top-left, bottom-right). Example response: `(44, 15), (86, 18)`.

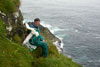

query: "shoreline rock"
(39, 24), (63, 53)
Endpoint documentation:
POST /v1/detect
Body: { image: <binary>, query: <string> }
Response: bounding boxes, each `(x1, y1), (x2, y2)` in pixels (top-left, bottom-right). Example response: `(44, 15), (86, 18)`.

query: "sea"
(20, 0), (100, 67)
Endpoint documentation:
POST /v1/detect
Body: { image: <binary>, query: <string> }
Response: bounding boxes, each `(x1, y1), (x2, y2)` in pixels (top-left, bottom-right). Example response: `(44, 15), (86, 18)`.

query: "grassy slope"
(0, 20), (33, 67)
(0, 20), (82, 67)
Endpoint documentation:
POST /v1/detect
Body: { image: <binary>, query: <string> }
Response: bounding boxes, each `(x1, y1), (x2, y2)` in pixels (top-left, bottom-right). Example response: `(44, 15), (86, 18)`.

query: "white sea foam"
(41, 21), (66, 34)
(75, 29), (79, 33)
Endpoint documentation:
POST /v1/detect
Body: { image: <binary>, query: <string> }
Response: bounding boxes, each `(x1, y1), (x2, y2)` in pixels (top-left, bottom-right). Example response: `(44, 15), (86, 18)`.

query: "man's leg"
(35, 41), (48, 57)
(41, 42), (48, 57)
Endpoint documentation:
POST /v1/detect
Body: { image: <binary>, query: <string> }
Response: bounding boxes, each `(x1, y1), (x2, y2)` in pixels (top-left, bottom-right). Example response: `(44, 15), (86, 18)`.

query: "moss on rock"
(13, 34), (22, 44)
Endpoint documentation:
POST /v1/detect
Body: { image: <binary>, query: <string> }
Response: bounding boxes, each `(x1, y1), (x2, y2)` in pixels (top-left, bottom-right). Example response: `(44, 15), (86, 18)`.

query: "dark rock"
(39, 24), (61, 42)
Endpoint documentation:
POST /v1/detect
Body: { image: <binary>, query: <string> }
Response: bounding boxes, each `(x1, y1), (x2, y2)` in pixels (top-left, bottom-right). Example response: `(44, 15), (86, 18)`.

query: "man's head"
(34, 18), (40, 26)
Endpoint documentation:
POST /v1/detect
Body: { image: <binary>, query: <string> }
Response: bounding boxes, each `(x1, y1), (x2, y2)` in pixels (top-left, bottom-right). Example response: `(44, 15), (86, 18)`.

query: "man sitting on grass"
(29, 18), (48, 57)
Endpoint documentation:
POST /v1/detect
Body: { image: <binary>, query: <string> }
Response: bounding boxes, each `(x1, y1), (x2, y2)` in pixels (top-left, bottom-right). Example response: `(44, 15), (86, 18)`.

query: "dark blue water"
(20, 0), (100, 67)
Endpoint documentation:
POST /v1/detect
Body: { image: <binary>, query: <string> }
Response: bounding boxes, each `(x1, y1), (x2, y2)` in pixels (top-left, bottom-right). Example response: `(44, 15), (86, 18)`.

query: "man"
(29, 18), (48, 57)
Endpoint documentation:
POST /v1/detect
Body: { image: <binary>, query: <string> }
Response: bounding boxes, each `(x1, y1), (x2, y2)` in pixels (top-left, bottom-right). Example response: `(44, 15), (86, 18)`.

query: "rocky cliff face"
(0, 10), (26, 43)
(39, 24), (63, 52)
(39, 25), (61, 42)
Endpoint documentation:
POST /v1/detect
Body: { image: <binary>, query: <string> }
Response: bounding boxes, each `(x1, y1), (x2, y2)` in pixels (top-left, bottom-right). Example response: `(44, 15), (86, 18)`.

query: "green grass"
(0, 19), (83, 67)
(0, 0), (20, 14)
(13, 34), (22, 44)
(0, 20), (33, 67)
(31, 34), (83, 67)
(11, 0), (20, 7)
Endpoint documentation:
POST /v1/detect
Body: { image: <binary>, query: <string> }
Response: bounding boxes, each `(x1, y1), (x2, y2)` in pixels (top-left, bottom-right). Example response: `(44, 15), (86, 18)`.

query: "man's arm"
(25, 23), (39, 37)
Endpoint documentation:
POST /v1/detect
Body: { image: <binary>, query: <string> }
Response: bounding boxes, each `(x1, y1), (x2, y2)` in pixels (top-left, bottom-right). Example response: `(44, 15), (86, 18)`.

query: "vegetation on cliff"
(0, 19), (82, 67)
(0, 20), (33, 67)
(0, 0), (20, 14)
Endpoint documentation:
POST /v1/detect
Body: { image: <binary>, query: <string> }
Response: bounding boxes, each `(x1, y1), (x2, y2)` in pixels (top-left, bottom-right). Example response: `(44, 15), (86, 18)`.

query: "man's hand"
(31, 31), (39, 37)
(42, 40), (45, 42)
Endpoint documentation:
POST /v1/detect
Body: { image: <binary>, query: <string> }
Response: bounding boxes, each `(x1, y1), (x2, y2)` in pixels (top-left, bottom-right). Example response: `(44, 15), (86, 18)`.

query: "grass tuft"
(0, 0), (20, 14)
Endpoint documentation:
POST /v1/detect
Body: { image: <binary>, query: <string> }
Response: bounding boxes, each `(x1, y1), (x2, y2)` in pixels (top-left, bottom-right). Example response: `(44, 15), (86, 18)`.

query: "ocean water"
(20, 0), (100, 67)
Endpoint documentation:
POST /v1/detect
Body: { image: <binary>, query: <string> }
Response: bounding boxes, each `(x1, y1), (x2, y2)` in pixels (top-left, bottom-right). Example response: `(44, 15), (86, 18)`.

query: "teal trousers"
(29, 39), (48, 57)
